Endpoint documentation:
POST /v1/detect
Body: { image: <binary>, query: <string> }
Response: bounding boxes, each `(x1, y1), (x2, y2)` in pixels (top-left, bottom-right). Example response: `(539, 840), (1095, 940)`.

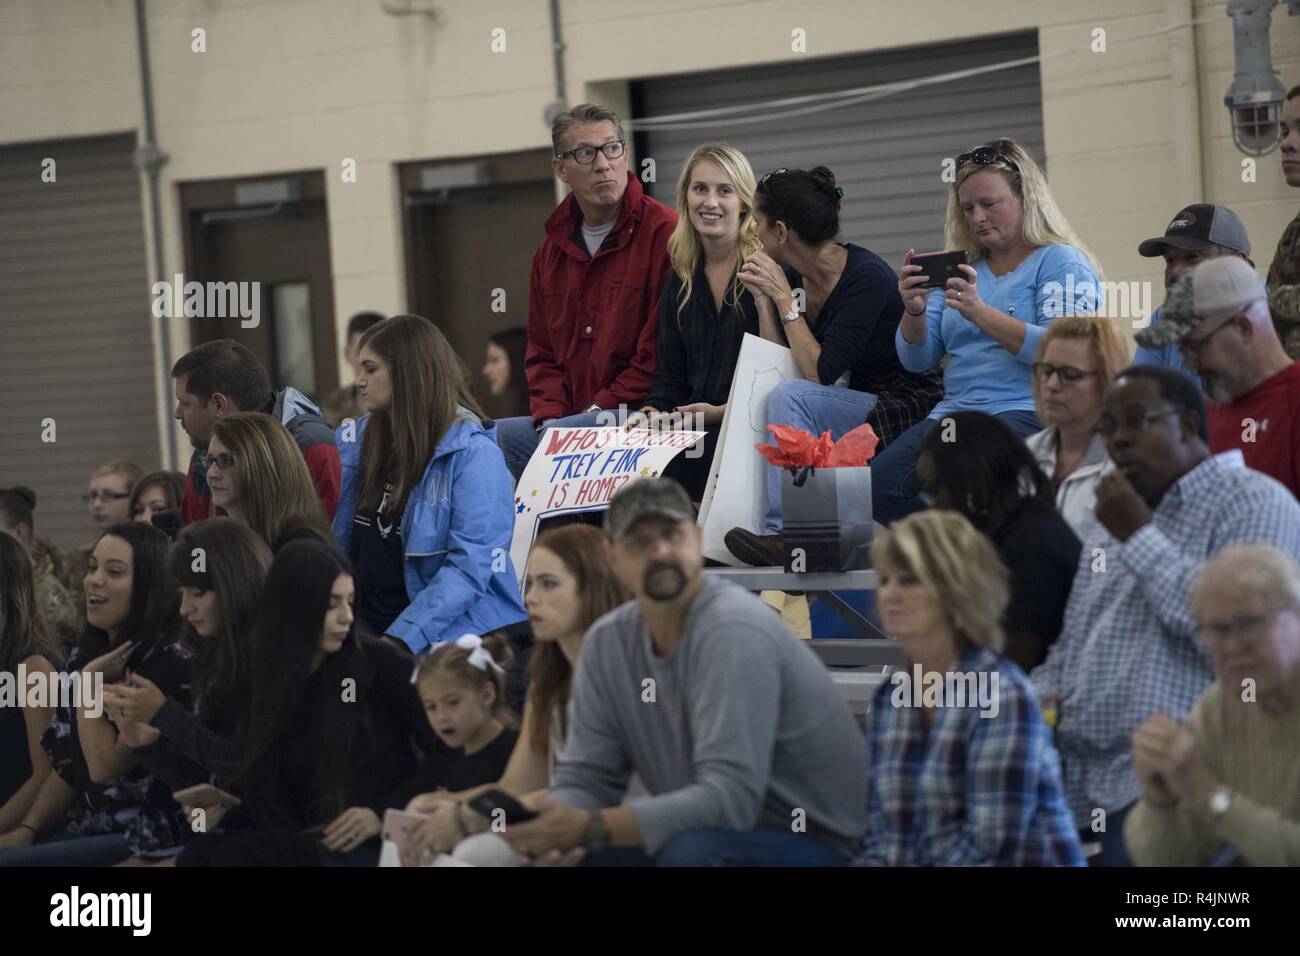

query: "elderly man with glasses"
(1135, 257), (1300, 497)
(1030, 364), (1300, 866)
(1125, 544), (1300, 866)
(493, 103), (677, 481)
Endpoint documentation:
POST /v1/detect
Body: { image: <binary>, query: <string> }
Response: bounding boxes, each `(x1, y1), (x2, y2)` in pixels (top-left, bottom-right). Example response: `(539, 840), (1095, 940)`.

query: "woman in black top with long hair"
(725, 166), (945, 566)
(914, 411), (1082, 672)
(632, 142), (760, 502)
(0, 522), (192, 866)
(177, 538), (438, 866)
(104, 519), (272, 795)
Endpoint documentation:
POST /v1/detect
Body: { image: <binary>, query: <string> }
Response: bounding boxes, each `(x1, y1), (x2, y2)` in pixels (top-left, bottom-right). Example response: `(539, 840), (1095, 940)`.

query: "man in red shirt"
(1138, 257), (1299, 496)
(495, 103), (676, 481)
(172, 339), (341, 523)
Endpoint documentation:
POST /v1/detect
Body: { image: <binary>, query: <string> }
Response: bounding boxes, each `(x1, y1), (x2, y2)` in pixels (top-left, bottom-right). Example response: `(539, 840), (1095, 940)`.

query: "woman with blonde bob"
(857, 510), (1084, 867)
(873, 138), (1103, 527)
(630, 143), (761, 501)
(206, 412), (332, 552)
(1025, 314), (1131, 542)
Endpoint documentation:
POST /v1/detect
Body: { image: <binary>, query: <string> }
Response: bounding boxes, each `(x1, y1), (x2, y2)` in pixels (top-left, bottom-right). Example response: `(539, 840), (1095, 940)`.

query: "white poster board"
(697, 333), (799, 565)
(509, 425), (705, 587)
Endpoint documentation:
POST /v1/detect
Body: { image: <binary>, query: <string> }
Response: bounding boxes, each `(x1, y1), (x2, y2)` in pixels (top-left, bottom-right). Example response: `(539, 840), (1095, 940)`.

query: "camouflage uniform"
(1268, 209), (1300, 359)
(30, 535), (80, 654)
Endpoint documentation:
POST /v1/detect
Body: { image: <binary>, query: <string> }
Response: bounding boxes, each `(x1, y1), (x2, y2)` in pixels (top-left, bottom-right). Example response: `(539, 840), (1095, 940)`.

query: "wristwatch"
(781, 301), (802, 325)
(583, 809), (611, 852)
(1207, 786), (1231, 818)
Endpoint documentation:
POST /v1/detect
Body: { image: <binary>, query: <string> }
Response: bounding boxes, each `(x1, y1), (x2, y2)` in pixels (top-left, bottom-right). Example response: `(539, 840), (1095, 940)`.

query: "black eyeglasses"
(201, 453), (236, 470)
(1097, 407), (1180, 438)
(757, 168), (790, 224)
(556, 140), (626, 165)
(957, 146), (1021, 175)
(1177, 313), (1241, 355)
(1033, 362), (1097, 384)
(82, 490), (130, 503)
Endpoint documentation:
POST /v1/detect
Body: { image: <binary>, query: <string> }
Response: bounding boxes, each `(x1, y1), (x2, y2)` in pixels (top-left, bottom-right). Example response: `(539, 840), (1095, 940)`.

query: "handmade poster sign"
(697, 333), (799, 565)
(509, 425), (706, 586)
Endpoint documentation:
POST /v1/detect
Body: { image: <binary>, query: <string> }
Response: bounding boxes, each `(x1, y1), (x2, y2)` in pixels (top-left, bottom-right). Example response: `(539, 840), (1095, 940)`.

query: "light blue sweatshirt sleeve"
(895, 288), (946, 372)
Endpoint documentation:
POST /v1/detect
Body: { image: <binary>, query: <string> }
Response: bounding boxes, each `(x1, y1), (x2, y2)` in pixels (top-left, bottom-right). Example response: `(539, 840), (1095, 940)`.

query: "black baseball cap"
(1138, 204), (1251, 258)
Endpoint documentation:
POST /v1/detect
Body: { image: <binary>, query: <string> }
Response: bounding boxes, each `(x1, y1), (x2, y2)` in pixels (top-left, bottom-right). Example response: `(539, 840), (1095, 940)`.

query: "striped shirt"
(1031, 451), (1300, 826)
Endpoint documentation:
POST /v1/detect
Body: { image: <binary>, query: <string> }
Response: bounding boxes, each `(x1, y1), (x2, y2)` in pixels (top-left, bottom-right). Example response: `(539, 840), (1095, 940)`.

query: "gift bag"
(781, 465), (873, 572)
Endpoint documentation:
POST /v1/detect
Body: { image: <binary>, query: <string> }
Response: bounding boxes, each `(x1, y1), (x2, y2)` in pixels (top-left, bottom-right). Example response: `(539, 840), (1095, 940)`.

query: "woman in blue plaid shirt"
(857, 510), (1084, 866)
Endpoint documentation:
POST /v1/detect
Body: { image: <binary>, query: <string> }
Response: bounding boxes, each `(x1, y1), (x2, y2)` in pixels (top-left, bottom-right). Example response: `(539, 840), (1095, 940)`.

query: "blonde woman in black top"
(630, 143), (761, 501)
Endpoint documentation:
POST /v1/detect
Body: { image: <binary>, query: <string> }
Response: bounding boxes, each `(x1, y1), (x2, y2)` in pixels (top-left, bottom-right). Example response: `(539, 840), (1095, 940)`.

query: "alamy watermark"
(0, 666), (103, 718)
(889, 664), (1000, 718)
(150, 273), (260, 328)
(1041, 273), (1154, 328)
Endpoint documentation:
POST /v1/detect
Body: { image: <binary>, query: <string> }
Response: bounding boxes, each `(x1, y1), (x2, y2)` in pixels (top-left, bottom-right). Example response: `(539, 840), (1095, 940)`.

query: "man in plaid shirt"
(1032, 365), (1300, 865)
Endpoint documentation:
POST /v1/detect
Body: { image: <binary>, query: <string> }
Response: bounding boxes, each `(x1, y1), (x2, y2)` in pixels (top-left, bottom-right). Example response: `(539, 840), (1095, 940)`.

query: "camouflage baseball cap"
(605, 478), (695, 541)
(1135, 256), (1268, 348)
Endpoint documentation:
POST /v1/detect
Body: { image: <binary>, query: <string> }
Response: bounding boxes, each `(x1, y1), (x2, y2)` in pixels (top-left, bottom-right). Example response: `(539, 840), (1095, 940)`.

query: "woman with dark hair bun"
(725, 166), (944, 566)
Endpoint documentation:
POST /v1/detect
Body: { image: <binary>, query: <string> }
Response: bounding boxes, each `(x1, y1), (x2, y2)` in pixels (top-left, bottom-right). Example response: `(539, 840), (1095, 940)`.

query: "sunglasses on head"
(957, 146), (1020, 175)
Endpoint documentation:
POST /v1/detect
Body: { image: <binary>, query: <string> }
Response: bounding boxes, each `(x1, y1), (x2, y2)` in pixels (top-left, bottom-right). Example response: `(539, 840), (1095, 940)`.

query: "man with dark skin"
(1032, 365), (1300, 866)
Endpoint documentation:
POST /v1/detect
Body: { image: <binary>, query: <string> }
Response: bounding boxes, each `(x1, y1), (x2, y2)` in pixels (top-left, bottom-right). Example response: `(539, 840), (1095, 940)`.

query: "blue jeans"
(869, 408), (1042, 526)
(762, 379), (879, 534)
(0, 829), (133, 867)
(655, 827), (849, 867)
(496, 408), (630, 482)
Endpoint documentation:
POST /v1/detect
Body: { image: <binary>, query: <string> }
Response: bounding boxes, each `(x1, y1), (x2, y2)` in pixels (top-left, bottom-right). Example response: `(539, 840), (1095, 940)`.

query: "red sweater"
(525, 173), (676, 424)
(1207, 362), (1300, 497)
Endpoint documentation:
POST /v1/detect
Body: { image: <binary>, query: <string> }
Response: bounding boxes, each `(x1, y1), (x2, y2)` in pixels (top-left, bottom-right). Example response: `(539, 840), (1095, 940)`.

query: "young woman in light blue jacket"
(332, 315), (527, 654)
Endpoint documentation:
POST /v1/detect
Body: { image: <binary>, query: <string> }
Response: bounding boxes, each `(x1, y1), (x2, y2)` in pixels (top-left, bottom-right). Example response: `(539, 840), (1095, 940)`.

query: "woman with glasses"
(1126, 544), (1300, 866)
(724, 166), (943, 565)
(206, 412), (332, 552)
(1025, 315), (1131, 542)
(629, 143), (760, 502)
(915, 411), (1081, 671)
(873, 138), (1103, 526)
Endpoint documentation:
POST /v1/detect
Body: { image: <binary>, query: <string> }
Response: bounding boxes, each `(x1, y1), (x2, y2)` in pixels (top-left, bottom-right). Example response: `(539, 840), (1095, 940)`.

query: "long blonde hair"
(212, 412), (331, 549)
(665, 143), (761, 317)
(944, 137), (1101, 277)
(872, 510), (1009, 654)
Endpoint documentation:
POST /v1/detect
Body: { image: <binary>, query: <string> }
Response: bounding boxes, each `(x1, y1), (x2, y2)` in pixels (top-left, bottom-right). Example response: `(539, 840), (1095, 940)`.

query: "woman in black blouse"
(175, 538), (439, 866)
(0, 522), (192, 866)
(725, 166), (944, 566)
(915, 411), (1081, 672)
(632, 142), (761, 502)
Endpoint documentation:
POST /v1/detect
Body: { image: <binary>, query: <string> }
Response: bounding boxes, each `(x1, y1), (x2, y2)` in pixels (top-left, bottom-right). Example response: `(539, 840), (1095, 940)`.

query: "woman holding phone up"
(871, 138), (1102, 526)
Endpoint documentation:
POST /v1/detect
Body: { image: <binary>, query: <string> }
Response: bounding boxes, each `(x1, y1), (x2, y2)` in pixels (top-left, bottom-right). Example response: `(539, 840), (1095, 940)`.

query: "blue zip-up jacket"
(332, 409), (527, 653)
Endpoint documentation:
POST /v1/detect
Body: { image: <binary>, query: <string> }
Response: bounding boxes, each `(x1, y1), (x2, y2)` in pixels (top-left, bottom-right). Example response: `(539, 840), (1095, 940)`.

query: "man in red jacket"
(495, 103), (677, 481)
(172, 339), (341, 523)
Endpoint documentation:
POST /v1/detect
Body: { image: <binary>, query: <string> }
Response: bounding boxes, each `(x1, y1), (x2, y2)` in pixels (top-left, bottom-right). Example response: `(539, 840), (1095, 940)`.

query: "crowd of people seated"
(3, 91), (1300, 867)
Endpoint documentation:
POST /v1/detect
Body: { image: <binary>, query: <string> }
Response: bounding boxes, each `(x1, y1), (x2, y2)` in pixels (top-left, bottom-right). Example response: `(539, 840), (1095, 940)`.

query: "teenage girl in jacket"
(332, 314), (528, 654)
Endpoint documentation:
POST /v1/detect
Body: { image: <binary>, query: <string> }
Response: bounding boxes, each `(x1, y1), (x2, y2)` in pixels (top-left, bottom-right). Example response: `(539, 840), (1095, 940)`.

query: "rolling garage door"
(0, 132), (159, 552)
(632, 30), (1044, 270)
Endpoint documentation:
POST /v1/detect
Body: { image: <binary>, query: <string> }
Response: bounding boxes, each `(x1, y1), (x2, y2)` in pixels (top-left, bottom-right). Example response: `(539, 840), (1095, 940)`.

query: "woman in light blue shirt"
(873, 138), (1102, 524)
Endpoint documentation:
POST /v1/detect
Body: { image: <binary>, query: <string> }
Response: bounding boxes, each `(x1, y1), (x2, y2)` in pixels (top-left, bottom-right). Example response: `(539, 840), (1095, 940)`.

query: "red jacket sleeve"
(591, 212), (676, 411)
(525, 250), (568, 426)
(180, 468), (210, 525)
(303, 444), (341, 521)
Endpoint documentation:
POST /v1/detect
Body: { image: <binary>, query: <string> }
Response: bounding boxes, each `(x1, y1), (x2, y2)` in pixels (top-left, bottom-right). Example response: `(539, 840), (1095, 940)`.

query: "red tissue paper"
(755, 422), (880, 469)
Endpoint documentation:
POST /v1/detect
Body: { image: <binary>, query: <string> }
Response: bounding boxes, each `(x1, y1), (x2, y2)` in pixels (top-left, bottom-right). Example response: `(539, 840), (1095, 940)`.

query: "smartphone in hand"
(910, 250), (969, 289)
(468, 789), (537, 825)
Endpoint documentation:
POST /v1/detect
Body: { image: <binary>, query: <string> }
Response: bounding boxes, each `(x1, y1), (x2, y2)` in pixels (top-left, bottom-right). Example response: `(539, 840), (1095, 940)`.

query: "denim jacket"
(332, 409), (527, 652)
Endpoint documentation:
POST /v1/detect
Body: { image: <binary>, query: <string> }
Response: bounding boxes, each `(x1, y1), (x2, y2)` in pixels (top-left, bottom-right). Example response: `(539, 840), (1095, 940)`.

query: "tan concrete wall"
(2, 0), (1298, 463)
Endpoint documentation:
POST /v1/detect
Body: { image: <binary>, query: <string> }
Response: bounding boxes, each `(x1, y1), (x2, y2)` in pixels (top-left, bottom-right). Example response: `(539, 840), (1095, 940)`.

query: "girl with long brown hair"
(331, 314), (527, 653)
(397, 523), (628, 866)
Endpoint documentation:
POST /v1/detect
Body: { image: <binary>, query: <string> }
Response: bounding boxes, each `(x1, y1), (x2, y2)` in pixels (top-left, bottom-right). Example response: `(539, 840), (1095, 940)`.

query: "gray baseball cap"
(1138, 204), (1251, 258)
(1134, 256), (1268, 348)
(605, 478), (694, 541)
